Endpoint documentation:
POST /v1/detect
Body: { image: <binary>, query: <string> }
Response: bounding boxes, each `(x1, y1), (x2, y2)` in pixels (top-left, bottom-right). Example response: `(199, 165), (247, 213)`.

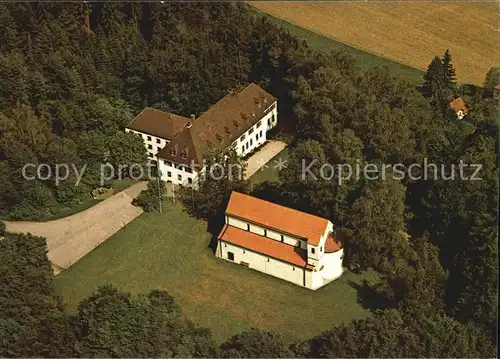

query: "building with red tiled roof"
(125, 83), (278, 187)
(216, 192), (344, 290)
(449, 97), (469, 119)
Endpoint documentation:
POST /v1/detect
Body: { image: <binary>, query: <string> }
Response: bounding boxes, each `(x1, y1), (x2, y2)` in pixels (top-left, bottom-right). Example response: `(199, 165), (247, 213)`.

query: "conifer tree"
(442, 49), (457, 91)
(422, 56), (445, 102)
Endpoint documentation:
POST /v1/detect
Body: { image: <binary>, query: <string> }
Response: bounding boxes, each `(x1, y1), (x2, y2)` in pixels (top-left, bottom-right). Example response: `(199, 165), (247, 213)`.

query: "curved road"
(5, 182), (147, 274)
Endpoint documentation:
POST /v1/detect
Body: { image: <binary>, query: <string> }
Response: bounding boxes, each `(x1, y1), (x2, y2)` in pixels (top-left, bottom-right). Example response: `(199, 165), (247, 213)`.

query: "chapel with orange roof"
(216, 191), (344, 290)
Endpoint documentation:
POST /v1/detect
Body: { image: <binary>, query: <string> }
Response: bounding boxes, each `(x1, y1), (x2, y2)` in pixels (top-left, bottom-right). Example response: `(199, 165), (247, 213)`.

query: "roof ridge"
(231, 191), (328, 222)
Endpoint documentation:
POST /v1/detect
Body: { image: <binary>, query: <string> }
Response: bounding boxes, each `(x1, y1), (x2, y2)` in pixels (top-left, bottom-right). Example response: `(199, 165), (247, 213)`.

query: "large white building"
(125, 83), (278, 186)
(216, 192), (344, 290)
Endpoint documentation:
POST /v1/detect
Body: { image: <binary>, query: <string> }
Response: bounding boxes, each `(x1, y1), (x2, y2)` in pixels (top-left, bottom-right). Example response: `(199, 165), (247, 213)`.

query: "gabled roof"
(126, 108), (190, 140)
(218, 225), (310, 269)
(225, 192), (329, 246)
(449, 97), (468, 113)
(157, 83), (276, 165)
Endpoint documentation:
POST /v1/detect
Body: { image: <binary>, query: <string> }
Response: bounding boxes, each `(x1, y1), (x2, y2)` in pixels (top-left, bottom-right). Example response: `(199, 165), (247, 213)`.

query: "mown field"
(56, 201), (377, 343)
(251, 2), (499, 86)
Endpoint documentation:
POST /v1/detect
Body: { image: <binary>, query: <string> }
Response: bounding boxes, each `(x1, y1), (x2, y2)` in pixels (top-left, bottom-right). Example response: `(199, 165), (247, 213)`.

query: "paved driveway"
(245, 140), (287, 179)
(4, 182), (147, 274)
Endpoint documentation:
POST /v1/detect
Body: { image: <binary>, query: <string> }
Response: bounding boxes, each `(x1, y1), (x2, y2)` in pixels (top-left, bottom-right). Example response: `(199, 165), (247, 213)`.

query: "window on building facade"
(186, 167), (192, 173)
(250, 139), (253, 146)
(247, 224), (250, 231)
(259, 130), (262, 137)
(147, 136), (152, 141)
(148, 152), (153, 157)
(177, 174), (182, 181)
(311, 248), (315, 254)
(256, 120), (261, 127)
(167, 172), (171, 177)
(293, 267), (295, 271)
(228, 252), (234, 261)
(241, 134), (246, 140)
(267, 119), (271, 126)
(280, 235), (284, 242)
(249, 128), (254, 135)
(188, 178), (192, 184)
(320, 246), (323, 252)
(157, 139), (161, 144)
(148, 144), (152, 149)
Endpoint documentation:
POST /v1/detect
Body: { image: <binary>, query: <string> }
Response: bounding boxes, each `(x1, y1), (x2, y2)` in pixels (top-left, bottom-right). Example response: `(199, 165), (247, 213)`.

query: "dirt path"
(4, 182), (147, 274)
(245, 140), (287, 179)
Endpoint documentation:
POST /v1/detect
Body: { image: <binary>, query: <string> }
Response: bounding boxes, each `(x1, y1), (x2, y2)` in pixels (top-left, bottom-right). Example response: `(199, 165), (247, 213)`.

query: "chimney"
(190, 114), (195, 121)
(264, 97), (268, 104)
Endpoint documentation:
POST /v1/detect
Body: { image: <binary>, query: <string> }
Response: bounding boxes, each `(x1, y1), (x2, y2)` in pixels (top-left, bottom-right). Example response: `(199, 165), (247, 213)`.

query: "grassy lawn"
(250, 5), (424, 84)
(56, 201), (377, 343)
(249, 147), (289, 185)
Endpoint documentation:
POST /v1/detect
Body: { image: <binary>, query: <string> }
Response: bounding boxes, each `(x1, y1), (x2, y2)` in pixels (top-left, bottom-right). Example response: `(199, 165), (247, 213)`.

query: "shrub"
(0, 220), (5, 236)
(132, 179), (166, 212)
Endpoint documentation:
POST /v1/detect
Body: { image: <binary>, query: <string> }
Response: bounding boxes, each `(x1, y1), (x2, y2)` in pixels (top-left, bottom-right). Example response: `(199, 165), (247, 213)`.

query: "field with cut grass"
(56, 201), (377, 343)
(251, 2), (499, 86)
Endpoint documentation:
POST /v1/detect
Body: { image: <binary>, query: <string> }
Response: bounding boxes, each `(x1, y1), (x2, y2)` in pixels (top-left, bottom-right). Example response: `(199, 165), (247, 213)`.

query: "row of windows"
(145, 135), (164, 145)
(128, 130), (166, 146)
(166, 171), (193, 183)
(147, 144), (163, 152)
(241, 130), (263, 153)
(243, 223), (302, 248)
(238, 221), (325, 254)
(163, 161), (193, 173)
(235, 120), (261, 144)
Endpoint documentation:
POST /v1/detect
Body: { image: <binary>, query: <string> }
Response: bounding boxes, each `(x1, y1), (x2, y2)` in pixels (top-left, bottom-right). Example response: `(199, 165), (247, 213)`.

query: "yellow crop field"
(251, 2), (499, 86)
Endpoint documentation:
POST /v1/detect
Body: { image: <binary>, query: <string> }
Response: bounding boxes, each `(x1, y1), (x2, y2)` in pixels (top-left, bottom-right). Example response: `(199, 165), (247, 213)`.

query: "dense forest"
(0, 2), (497, 358)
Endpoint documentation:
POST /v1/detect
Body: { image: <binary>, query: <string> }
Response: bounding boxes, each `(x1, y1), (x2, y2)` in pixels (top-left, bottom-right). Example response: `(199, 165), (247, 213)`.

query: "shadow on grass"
(206, 194), (232, 254)
(348, 279), (392, 310)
